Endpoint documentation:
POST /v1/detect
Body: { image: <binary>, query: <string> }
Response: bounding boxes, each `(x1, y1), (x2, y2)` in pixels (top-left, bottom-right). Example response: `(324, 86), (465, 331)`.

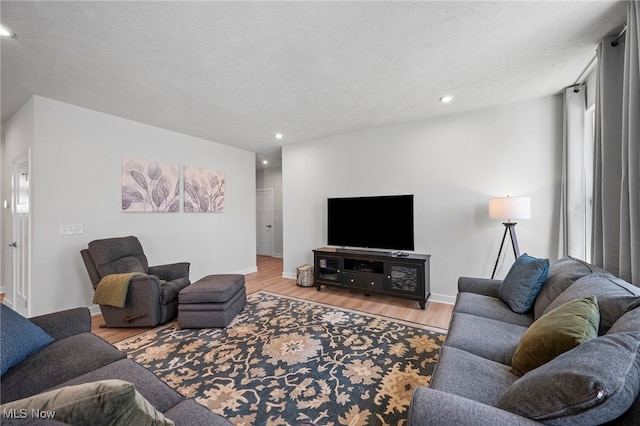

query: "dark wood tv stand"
(313, 247), (431, 309)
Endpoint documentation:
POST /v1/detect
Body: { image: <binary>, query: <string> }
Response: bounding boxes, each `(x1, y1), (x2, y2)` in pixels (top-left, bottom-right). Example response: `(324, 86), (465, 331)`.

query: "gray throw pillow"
(544, 273), (640, 335)
(498, 254), (550, 314)
(608, 307), (640, 335)
(496, 333), (640, 425)
(533, 256), (598, 320)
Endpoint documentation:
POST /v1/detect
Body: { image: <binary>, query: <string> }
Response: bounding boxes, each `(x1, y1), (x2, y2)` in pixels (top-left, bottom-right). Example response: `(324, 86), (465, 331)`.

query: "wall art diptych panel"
(183, 165), (225, 212)
(122, 157), (180, 212)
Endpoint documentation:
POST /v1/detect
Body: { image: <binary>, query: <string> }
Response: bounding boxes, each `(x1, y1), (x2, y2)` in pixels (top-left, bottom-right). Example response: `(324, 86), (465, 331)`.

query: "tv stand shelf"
(313, 247), (431, 309)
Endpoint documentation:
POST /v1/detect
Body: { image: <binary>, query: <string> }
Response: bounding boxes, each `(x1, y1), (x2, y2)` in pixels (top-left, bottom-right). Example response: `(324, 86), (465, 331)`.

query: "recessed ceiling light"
(0, 25), (15, 38)
(439, 95), (454, 103)
(275, 133), (283, 140)
(262, 160), (268, 165)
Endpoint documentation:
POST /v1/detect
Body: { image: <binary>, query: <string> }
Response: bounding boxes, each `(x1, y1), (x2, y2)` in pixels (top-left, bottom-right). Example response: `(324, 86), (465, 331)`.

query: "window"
(582, 104), (595, 262)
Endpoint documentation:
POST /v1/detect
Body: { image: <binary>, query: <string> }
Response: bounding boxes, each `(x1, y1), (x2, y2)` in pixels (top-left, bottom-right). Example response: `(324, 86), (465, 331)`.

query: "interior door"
(256, 188), (274, 256)
(11, 151), (30, 316)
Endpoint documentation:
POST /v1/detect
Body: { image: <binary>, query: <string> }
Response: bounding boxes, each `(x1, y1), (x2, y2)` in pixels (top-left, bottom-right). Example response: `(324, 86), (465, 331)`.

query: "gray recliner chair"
(81, 235), (190, 327)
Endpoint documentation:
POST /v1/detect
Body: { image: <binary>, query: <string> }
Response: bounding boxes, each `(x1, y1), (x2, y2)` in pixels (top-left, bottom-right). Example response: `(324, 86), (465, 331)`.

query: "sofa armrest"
(29, 308), (91, 341)
(148, 262), (190, 281)
(408, 388), (540, 426)
(458, 276), (502, 297)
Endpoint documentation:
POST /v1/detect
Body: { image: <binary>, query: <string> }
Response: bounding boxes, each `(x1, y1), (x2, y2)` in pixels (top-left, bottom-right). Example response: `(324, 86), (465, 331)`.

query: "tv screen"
(327, 195), (414, 251)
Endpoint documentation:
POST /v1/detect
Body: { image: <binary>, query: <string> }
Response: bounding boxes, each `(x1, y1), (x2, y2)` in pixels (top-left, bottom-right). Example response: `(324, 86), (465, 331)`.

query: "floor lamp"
(489, 196), (531, 279)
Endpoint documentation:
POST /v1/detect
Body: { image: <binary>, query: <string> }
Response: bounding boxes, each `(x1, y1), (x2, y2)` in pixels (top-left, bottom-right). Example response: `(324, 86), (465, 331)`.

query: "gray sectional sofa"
(0, 307), (230, 425)
(408, 257), (640, 425)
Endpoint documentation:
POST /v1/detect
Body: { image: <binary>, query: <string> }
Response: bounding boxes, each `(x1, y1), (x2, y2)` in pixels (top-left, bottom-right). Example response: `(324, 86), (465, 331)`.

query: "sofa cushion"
(497, 333), (640, 425)
(608, 307), (640, 335)
(607, 393), (640, 426)
(510, 296), (599, 377)
(430, 346), (518, 407)
(544, 273), (640, 335)
(498, 254), (550, 314)
(533, 256), (601, 320)
(1, 380), (173, 425)
(409, 387), (543, 426)
(453, 292), (535, 327)
(0, 333), (126, 404)
(444, 313), (528, 365)
(54, 358), (183, 413)
(0, 304), (54, 376)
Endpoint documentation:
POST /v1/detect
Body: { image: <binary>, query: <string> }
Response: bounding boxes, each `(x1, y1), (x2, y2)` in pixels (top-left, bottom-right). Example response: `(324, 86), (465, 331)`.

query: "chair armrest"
(458, 276), (502, 297)
(148, 262), (190, 281)
(29, 308), (91, 341)
(126, 274), (166, 307)
(408, 388), (540, 426)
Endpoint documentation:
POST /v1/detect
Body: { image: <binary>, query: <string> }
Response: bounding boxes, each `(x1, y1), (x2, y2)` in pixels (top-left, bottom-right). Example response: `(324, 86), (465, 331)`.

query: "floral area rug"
(115, 291), (446, 426)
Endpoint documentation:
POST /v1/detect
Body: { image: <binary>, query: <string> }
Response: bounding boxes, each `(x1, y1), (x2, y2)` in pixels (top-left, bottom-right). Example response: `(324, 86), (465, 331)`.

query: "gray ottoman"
(178, 274), (246, 328)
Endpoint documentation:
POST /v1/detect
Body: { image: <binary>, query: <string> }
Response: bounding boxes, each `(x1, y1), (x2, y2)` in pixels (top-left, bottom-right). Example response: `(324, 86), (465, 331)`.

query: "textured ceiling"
(0, 1), (627, 167)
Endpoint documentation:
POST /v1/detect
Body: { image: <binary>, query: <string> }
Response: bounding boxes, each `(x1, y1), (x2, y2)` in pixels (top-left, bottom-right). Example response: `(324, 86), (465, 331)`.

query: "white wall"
(282, 96), (563, 303)
(2, 96), (257, 316)
(256, 167), (283, 257)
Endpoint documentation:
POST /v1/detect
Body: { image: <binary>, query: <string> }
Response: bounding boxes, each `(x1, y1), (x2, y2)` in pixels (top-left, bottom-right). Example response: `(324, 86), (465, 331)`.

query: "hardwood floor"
(92, 255), (454, 343)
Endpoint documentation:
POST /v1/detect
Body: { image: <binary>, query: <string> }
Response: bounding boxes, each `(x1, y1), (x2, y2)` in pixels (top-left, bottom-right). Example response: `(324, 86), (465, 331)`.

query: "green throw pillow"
(510, 296), (600, 377)
(0, 379), (174, 425)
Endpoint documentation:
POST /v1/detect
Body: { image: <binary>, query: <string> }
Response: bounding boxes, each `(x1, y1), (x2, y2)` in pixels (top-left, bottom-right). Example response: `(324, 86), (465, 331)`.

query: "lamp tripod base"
(491, 222), (520, 279)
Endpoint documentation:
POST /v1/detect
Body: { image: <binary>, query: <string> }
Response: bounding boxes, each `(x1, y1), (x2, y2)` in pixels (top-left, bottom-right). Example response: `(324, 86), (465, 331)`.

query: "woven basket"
(296, 264), (314, 287)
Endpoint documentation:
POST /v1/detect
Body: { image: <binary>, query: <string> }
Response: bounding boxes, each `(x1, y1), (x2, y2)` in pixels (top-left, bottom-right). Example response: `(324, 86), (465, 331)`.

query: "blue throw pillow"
(0, 304), (54, 376)
(499, 253), (550, 314)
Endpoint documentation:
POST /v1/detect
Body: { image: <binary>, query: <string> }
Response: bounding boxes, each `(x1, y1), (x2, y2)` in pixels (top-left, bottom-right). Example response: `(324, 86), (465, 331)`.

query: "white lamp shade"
(489, 197), (531, 222)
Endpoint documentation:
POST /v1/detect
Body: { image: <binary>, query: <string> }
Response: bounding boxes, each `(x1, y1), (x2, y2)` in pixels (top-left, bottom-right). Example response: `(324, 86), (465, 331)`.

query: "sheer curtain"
(592, 1), (640, 284)
(558, 86), (588, 260)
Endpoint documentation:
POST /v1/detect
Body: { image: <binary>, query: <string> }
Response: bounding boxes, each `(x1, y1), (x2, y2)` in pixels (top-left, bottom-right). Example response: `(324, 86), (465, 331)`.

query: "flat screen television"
(327, 195), (414, 251)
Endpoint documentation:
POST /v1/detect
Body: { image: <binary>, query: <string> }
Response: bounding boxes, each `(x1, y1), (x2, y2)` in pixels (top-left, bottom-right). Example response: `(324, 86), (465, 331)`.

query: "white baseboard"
(282, 272), (296, 280)
(89, 304), (101, 316)
(257, 253), (283, 258)
(278, 275), (456, 305)
(429, 293), (456, 305)
(236, 266), (258, 275)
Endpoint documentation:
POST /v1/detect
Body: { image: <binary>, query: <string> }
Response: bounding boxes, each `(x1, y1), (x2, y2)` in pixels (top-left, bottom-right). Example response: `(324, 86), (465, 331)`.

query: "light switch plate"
(60, 224), (83, 235)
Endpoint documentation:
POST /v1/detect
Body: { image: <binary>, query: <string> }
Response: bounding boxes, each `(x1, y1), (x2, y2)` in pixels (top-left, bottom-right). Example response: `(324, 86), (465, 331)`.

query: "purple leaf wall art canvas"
(183, 165), (225, 212)
(122, 157), (180, 212)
